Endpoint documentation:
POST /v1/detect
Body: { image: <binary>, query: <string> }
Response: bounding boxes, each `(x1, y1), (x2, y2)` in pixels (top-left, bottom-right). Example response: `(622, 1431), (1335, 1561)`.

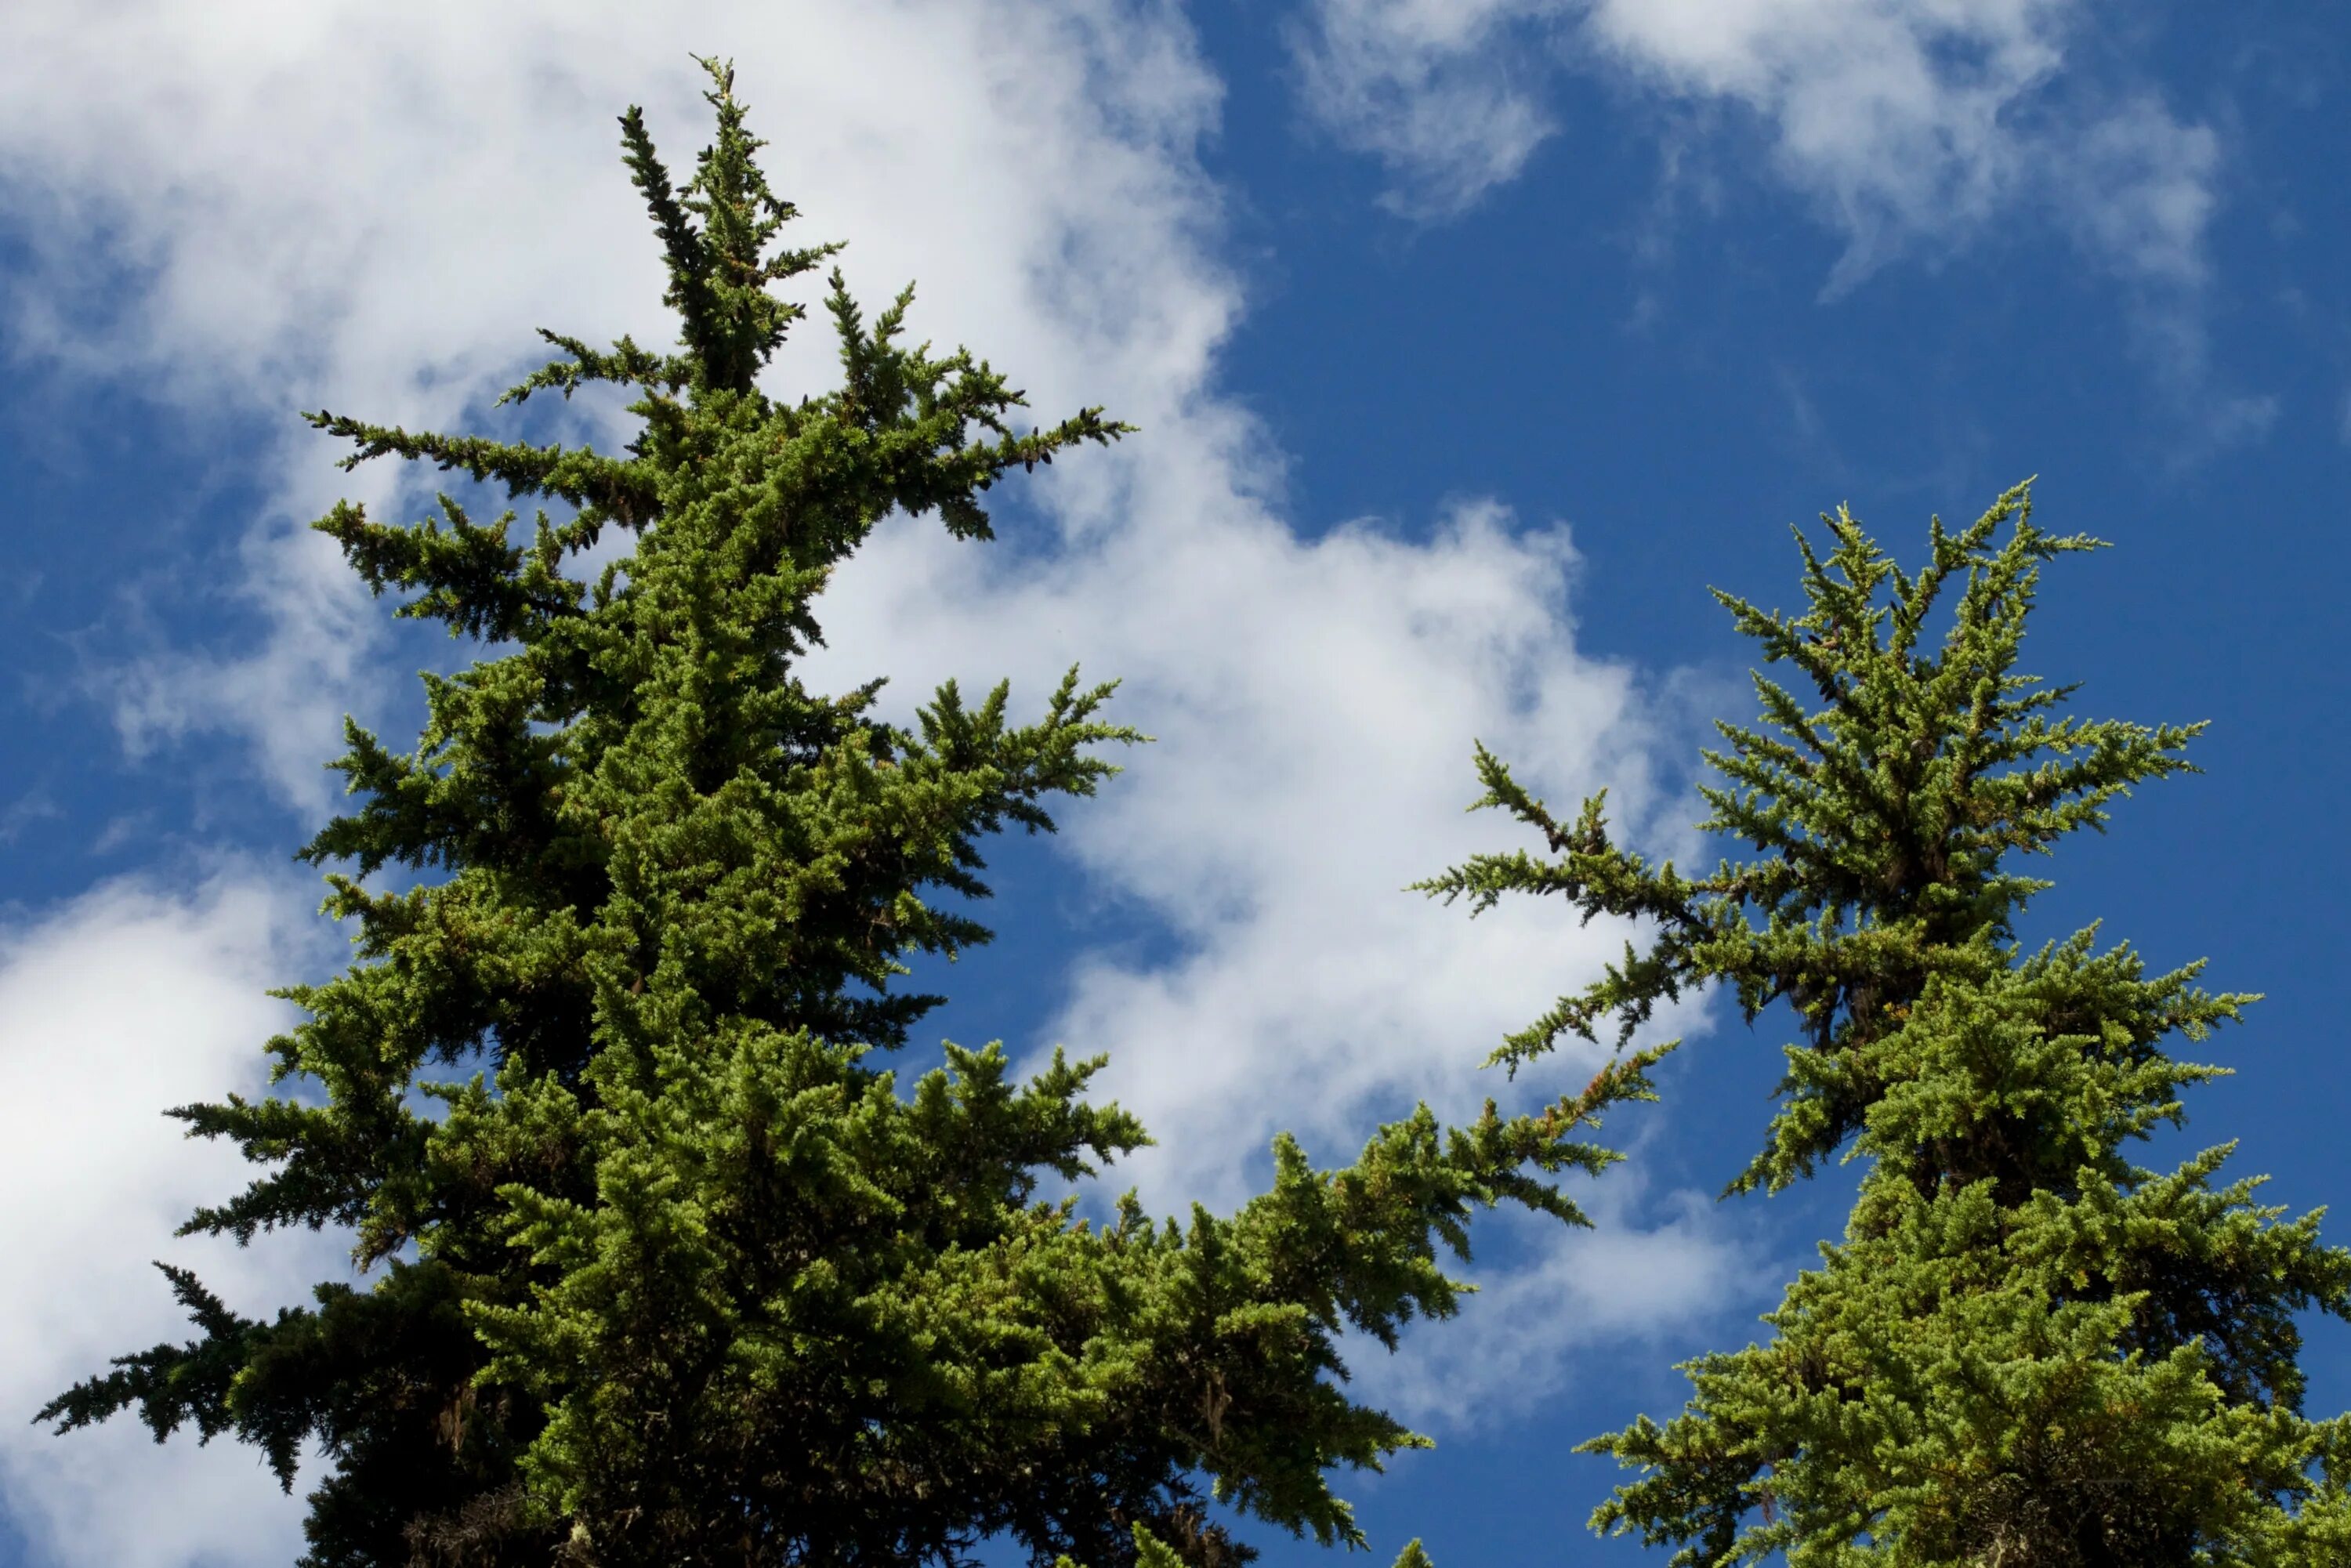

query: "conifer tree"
(41, 63), (1639, 1568)
(1419, 485), (2351, 1565)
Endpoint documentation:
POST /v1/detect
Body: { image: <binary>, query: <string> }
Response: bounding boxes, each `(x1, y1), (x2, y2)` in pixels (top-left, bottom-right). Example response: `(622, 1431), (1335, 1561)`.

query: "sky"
(0, 2), (2345, 1564)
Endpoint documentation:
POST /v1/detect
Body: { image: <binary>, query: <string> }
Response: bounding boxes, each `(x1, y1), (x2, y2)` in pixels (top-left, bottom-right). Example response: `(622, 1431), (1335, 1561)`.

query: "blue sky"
(0, 3), (2346, 1565)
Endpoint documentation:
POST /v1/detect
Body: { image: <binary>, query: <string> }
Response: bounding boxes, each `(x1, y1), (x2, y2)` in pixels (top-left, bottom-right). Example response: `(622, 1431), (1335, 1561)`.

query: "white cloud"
(0, 3), (1744, 1559)
(1351, 1181), (1764, 1428)
(1292, 0), (2222, 295)
(2045, 89), (2217, 286)
(813, 495), (1697, 1208)
(1291, 0), (1565, 217)
(0, 867), (341, 1568)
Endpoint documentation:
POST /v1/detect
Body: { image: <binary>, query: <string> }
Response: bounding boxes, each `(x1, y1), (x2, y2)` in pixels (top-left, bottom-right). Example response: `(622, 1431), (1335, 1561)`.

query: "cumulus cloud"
(1292, 0), (2222, 295)
(813, 494), (1700, 1208)
(0, 3), (1741, 1559)
(0, 867), (340, 1568)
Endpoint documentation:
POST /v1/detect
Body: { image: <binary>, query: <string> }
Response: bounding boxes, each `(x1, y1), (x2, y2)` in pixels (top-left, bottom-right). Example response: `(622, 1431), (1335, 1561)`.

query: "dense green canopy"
(1422, 487), (2351, 1564)
(40, 63), (1640, 1568)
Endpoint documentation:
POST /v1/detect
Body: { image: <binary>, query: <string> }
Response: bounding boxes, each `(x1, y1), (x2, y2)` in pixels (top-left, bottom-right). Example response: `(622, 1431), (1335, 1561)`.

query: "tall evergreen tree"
(41, 63), (1645, 1568)
(1419, 485), (2351, 1564)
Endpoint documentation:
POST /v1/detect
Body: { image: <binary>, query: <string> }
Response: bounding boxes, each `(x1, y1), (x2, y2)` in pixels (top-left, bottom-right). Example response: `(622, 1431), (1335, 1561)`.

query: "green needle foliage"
(1418, 484), (2351, 1565)
(40, 63), (1645, 1568)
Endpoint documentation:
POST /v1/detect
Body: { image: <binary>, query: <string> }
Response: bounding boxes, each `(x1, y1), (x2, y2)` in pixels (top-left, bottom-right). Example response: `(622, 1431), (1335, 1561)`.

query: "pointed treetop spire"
(615, 55), (839, 393)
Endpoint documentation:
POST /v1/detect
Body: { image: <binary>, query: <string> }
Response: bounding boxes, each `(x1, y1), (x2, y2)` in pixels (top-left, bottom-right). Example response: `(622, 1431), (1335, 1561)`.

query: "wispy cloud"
(0, 788), (62, 845)
(1351, 1179), (1768, 1429)
(1291, 0), (1566, 218)
(1292, 1), (2224, 294)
